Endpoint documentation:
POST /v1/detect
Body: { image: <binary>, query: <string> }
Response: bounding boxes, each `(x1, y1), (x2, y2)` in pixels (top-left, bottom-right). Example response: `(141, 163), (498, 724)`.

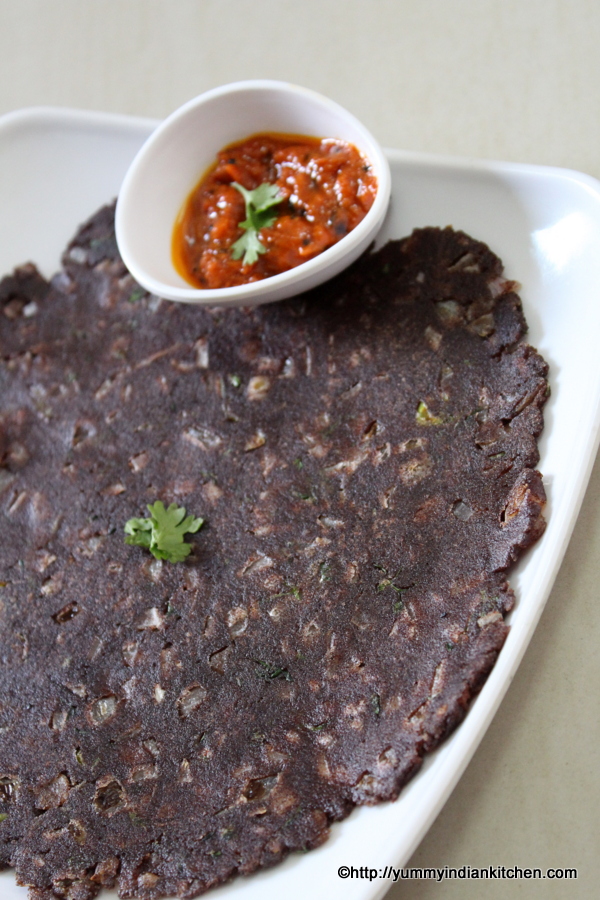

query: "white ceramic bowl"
(115, 80), (391, 307)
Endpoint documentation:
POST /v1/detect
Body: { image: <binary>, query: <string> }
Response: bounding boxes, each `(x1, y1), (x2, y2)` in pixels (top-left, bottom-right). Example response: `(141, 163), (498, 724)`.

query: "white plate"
(2, 108), (600, 900)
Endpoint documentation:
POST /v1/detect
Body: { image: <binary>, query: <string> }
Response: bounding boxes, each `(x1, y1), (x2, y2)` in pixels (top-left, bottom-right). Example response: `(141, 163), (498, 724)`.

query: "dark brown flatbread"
(0, 207), (548, 899)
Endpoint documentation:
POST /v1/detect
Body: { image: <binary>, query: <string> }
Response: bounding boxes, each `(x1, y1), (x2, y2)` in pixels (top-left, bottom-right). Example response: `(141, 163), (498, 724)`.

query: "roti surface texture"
(0, 207), (548, 899)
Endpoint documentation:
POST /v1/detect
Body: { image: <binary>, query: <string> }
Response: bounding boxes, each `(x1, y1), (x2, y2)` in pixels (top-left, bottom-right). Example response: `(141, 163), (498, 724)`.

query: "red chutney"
(172, 133), (377, 289)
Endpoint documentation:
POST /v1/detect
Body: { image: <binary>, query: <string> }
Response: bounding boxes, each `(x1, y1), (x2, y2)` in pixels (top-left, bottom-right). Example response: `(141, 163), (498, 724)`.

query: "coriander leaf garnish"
(231, 181), (284, 266)
(124, 501), (203, 563)
(233, 181), (283, 216)
(232, 229), (265, 267)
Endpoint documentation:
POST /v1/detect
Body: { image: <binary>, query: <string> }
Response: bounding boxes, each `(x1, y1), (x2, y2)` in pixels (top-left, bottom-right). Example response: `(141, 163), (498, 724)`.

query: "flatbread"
(0, 207), (548, 899)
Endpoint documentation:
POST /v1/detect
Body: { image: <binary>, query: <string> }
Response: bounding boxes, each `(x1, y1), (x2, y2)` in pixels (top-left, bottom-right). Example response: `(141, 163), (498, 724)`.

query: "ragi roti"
(0, 207), (548, 899)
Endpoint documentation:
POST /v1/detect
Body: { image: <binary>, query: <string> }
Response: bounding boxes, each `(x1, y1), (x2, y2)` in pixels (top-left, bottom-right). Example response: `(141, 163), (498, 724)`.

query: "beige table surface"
(1, 2), (599, 899)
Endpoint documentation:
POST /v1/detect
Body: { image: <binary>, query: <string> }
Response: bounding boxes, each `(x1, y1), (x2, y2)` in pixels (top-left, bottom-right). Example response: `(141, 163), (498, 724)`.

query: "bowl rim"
(115, 79), (392, 306)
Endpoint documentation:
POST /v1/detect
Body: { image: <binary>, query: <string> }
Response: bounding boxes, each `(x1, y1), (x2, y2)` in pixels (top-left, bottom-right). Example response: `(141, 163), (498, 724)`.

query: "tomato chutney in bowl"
(115, 80), (391, 307)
